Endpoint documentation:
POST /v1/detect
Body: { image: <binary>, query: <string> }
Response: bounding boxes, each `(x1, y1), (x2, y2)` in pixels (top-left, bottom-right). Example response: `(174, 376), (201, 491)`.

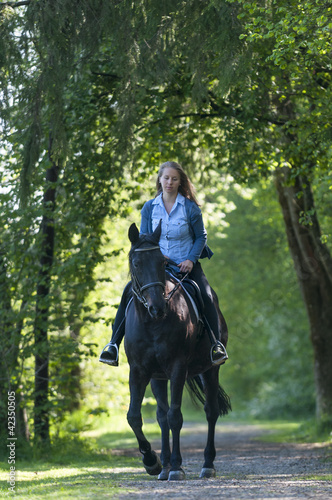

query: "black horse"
(124, 222), (230, 481)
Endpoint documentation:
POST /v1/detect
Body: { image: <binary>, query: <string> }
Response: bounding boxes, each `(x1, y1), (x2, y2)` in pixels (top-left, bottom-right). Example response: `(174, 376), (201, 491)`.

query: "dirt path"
(112, 422), (331, 499)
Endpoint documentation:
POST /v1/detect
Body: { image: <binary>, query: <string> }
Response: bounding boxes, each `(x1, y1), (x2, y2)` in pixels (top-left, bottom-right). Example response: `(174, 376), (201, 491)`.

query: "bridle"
(131, 245), (166, 309)
(131, 245), (189, 310)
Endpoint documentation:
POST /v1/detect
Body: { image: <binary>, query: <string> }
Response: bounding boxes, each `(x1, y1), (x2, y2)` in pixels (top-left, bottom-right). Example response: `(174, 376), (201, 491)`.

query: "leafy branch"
(0, 1), (30, 7)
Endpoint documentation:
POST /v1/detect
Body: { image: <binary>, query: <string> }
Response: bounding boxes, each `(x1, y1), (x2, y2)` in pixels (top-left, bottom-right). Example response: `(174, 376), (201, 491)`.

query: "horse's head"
(128, 221), (166, 319)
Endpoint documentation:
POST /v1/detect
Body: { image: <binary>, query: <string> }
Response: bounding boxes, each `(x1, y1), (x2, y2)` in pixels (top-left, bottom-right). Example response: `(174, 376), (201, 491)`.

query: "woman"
(99, 161), (227, 366)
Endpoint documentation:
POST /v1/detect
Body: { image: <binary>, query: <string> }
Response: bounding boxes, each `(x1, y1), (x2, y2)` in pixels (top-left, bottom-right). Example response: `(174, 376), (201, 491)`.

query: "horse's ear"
(128, 223), (140, 245)
(152, 219), (162, 242)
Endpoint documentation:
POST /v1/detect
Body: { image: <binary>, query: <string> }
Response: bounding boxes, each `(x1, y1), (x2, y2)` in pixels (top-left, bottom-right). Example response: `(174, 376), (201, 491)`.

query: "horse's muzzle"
(148, 304), (166, 319)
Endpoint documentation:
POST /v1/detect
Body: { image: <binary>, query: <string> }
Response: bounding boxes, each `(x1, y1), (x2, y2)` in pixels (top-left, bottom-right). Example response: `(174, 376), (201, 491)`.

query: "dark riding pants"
(187, 261), (220, 340)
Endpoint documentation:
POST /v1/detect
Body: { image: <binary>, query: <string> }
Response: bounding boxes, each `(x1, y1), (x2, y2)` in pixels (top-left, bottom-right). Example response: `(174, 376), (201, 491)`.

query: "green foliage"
(0, 0), (157, 439)
(203, 178), (315, 418)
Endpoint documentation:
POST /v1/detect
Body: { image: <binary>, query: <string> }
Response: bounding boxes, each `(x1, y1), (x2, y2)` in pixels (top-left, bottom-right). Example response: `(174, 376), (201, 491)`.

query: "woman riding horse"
(99, 161), (227, 366)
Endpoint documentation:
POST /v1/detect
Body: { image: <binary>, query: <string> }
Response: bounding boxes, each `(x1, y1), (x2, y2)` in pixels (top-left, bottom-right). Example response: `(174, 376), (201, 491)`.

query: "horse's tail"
(186, 375), (232, 417)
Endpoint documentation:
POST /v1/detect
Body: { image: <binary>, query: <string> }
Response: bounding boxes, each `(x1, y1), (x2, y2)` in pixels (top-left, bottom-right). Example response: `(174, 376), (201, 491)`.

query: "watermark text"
(7, 391), (16, 492)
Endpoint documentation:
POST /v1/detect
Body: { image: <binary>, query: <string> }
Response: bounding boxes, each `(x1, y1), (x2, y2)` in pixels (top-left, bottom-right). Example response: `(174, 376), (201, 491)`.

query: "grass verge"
(0, 414), (160, 499)
(251, 418), (332, 444)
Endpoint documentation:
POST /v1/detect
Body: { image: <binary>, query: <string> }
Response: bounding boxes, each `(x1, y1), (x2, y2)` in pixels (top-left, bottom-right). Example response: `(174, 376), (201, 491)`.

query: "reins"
(164, 265), (189, 303)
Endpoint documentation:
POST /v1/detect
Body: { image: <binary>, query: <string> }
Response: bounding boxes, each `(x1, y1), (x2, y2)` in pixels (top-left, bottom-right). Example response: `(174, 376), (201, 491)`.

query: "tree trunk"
(0, 249), (30, 440)
(33, 138), (59, 445)
(0, 248), (13, 435)
(275, 167), (332, 420)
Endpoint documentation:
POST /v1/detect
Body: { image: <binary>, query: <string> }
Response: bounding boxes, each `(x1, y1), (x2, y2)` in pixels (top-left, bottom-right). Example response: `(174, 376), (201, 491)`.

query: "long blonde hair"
(155, 161), (199, 205)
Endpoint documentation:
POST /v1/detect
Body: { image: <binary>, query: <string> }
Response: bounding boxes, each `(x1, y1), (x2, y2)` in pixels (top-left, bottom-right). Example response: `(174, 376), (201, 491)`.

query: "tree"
(222, 0), (332, 421)
(0, 0), (139, 444)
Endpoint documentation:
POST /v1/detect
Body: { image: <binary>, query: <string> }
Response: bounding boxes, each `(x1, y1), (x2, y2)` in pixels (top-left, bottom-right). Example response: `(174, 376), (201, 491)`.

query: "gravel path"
(112, 422), (331, 499)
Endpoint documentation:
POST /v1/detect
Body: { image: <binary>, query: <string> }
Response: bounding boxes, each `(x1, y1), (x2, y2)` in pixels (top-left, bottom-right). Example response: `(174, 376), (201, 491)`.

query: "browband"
(134, 245), (160, 252)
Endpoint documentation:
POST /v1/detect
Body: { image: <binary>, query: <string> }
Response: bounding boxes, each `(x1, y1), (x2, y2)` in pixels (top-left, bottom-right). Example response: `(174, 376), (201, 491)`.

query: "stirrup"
(99, 342), (119, 366)
(210, 341), (228, 366)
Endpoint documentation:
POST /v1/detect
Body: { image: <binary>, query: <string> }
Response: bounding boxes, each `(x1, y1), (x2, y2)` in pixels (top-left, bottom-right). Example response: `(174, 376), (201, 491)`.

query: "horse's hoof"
(143, 451), (162, 476)
(168, 468), (186, 481)
(158, 466), (171, 480)
(199, 467), (216, 478)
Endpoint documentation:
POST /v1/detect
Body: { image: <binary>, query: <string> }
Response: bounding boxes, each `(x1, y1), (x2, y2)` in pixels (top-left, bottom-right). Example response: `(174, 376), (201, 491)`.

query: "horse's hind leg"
(150, 379), (171, 480)
(127, 367), (162, 476)
(199, 368), (220, 478)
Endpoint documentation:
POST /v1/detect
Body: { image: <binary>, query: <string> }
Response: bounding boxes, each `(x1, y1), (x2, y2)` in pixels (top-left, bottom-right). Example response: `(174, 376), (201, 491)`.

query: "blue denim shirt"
(140, 194), (213, 265)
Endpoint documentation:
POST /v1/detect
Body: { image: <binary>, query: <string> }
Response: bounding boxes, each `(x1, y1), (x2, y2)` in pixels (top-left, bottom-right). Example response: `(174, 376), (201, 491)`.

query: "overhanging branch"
(135, 108), (285, 134)
(135, 112), (220, 133)
(0, 1), (30, 7)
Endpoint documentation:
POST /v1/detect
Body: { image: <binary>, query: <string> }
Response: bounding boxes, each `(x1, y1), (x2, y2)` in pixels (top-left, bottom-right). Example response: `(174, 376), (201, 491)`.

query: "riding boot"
(99, 282), (132, 366)
(202, 315), (228, 366)
(99, 317), (125, 366)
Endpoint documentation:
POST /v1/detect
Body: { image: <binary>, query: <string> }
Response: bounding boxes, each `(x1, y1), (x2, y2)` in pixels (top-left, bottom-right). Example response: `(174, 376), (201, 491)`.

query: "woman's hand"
(178, 259), (193, 273)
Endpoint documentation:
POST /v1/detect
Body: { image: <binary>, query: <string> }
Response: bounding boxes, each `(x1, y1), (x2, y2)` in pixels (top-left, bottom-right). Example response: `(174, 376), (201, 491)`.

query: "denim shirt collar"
(153, 192), (186, 208)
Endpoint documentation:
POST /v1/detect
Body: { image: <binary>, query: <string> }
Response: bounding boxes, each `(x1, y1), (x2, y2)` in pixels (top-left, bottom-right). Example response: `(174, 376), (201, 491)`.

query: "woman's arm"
(186, 203), (207, 263)
(140, 200), (153, 234)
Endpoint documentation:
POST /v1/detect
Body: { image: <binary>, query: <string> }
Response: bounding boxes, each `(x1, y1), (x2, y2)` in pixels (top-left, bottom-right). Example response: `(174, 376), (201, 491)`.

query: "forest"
(0, 0), (331, 452)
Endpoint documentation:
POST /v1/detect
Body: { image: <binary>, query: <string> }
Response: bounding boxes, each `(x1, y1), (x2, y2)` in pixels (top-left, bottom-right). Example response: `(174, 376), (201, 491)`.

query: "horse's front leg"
(167, 362), (187, 481)
(127, 366), (162, 476)
(150, 378), (171, 480)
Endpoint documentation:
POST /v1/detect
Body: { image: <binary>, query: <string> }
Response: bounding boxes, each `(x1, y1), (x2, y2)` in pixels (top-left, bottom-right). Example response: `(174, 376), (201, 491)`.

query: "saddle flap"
(182, 279), (204, 314)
